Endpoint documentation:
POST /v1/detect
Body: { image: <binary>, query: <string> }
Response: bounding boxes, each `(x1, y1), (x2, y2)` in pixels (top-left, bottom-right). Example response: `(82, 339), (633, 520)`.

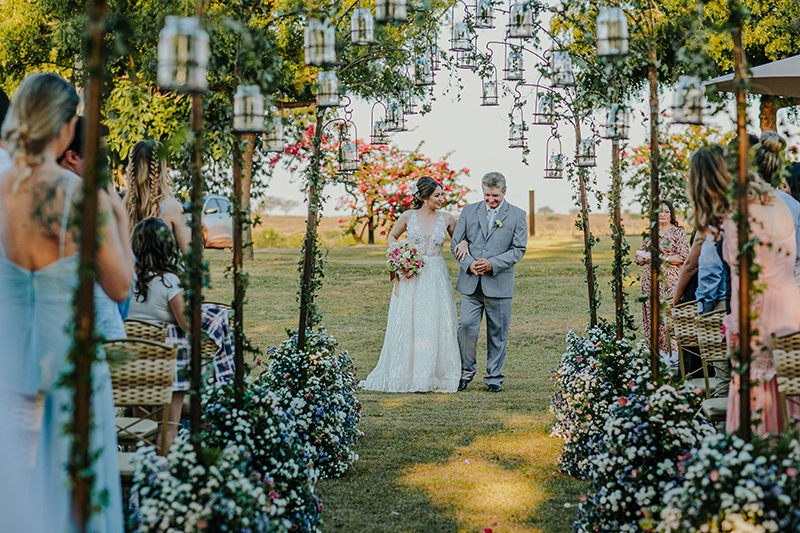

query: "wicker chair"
(695, 310), (727, 399)
(124, 318), (168, 343)
(771, 330), (800, 429)
(672, 300), (703, 382)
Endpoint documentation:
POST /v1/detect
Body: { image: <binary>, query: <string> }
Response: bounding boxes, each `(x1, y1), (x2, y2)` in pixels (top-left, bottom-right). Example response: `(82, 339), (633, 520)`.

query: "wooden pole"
(648, 58), (661, 381)
(611, 139), (624, 340)
(70, 0), (105, 529)
(232, 137), (245, 394)
(189, 92), (204, 435)
(529, 190), (535, 236)
(733, 26), (752, 442)
(575, 125), (597, 328)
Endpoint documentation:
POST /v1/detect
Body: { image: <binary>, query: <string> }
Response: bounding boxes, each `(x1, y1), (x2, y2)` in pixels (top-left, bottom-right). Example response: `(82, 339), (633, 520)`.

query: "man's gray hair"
(482, 172), (507, 191)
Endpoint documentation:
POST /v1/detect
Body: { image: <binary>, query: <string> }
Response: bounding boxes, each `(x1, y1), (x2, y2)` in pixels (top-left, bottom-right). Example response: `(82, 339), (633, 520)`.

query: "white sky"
(260, 11), (800, 217)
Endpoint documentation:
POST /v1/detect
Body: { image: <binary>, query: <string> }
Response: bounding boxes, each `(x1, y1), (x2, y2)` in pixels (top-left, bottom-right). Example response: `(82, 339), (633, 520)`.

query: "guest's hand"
(454, 240), (471, 260)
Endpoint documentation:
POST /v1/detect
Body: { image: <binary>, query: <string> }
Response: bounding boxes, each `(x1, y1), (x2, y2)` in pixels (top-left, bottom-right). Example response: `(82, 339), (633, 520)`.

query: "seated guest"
(695, 227), (728, 315)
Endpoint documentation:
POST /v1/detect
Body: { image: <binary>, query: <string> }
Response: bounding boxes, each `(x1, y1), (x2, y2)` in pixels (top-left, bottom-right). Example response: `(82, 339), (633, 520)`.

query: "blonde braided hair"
(125, 140), (172, 234)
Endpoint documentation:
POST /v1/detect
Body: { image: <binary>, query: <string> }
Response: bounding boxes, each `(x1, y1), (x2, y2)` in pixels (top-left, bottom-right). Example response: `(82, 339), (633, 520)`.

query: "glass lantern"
(673, 75), (704, 125)
(504, 49), (524, 81)
(544, 153), (564, 179)
(376, 0), (408, 23)
(577, 138), (597, 167)
(371, 120), (390, 145)
(263, 111), (284, 152)
(508, 2), (534, 38)
(481, 79), (498, 106)
(401, 90), (418, 115)
(340, 141), (359, 173)
(429, 44), (442, 70)
(532, 92), (556, 125)
(451, 21), (471, 51)
(596, 7), (628, 57)
(550, 50), (575, 87)
(233, 85), (265, 133)
(158, 16), (210, 93)
(316, 71), (340, 107)
(508, 123), (526, 149)
(386, 102), (406, 132)
(351, 9), (376, 46)
(305, 18), (336, 66)
(414, 57), (435, 86)
(604, 104), (631, 140)
(475, 0), (495, 28)
(457, 47), (478, 69)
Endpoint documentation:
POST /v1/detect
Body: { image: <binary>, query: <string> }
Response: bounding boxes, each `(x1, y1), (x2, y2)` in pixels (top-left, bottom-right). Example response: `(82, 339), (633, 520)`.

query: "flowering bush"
(658, 431), (800, 533)
(550, 324), (653, 478)
(386, 240), (425, 278)
(574, 384), (715, 533)
(202, 380), (321, 532)
(130, 434), (290, 533)
(262, 329), (363, 478)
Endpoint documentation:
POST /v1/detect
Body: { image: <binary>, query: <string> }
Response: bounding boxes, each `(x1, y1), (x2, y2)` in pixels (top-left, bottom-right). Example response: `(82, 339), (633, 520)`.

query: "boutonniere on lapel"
(494, 220), (503, 229)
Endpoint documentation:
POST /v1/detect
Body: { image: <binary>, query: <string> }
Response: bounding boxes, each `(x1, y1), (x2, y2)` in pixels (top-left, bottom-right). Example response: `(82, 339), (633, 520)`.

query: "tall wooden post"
(232, 138), (245, 394)
(70, 0), (105, 528)
(188, 91), (204, 435)
(647, 58), (661, 381)
(575, 125), (597, 328)
(297, 109), (326, 350)
(733, 26), (752, 442)
(611, 139), (624, 340)
(529, 190), (535, 236)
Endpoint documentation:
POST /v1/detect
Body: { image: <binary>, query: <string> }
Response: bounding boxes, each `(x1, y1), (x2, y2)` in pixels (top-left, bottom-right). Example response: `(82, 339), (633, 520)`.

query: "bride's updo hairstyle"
(410, 176), (442, 209)
(754, 130), (786, 188)
(1, 72), (79, 188)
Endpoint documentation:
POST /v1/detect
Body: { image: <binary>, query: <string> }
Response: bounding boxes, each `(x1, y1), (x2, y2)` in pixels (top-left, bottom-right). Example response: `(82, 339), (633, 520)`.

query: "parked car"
(183, 194), (234, 249)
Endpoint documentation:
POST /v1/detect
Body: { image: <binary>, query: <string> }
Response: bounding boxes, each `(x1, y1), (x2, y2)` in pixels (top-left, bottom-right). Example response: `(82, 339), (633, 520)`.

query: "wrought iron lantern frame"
(351, 8), (376, 46)
(577, 137), (597, 167)
(232, 85), (266, 133)
(157, 16), (210, 94)
(263, 105), (285, 153)
(316, 70), (340, 107)
(544, 133), (564, 179)
(596, 7), (629, 57)
(673, 75), (704, 125)
(370, 101), (391, 145)
(304, 17), (337, 67)
(603, 103), (631, 140)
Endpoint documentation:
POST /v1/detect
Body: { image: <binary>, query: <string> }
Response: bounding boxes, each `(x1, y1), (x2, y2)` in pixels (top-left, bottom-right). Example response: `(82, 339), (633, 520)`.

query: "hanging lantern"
(504, 49), (524, 81)
(371, 120), (390, 145)
(508, 2), (534, 38)
(340, 141), (360, 173)
(475, 0), (495, 28)
(316, 71), (340, 107)
(401, 90), (418, 115)
(532, 92), (556, 125)
(544, 140), (564, 179)
(596, 7), (628, 57)
(481, 78), (498, 106)
(673, 75), (704, 125)
(457, 46), (478, 69)
(351, 9), (376, 45)
(604, 104), (631, 139)
(376, 0), (408, 23)
(414, 57), (435, 86)
(509, 122), (526, 149)
(385, 102), (407, 132)
(263, 110), (284, 152)
(577, 138), (597, 167)
(451, 21), (471, 51)
(232, 85), (265, 133)
(429, 44), (442, 70)
(157, 16), (210, 93)
(305, 18), (336, 66)
(550, 50), (575, 87)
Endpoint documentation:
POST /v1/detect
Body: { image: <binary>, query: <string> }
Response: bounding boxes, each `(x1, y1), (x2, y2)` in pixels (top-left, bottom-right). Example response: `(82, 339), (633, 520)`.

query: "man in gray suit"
(451, 172), (527, 392)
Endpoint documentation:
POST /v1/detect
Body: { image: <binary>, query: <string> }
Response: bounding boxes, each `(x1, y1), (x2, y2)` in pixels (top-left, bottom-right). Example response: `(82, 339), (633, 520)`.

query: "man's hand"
(469, 258), (493, 275)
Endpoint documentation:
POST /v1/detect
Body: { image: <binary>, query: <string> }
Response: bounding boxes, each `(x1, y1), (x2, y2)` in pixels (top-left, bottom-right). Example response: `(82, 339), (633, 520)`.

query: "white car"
(184, 194), (234, 249)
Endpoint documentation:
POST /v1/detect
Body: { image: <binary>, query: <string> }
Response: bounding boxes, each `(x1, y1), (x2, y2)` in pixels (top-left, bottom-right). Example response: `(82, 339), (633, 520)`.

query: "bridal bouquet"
(386, 241), (425, 278)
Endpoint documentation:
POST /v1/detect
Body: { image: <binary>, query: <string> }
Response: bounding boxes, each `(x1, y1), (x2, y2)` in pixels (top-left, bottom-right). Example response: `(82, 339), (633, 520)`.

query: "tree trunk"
(574, 125), (597, 328)
(648, 59), (661, 382)
(760, 95), (778, 132)
(368, 215), (375, 244)
(242, 133), (255, 261)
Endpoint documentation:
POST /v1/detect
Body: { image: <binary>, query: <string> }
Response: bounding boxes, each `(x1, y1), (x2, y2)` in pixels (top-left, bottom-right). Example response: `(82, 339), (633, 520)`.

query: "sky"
(261, 11), (799, 218)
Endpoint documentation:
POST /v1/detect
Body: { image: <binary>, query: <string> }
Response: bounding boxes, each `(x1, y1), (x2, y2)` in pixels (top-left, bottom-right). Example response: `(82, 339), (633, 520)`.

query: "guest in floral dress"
(633, 200), (690, 359)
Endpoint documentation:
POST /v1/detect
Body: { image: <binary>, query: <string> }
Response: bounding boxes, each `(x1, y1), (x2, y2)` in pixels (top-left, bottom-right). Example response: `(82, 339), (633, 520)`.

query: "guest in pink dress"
(723, 131), (800, 435)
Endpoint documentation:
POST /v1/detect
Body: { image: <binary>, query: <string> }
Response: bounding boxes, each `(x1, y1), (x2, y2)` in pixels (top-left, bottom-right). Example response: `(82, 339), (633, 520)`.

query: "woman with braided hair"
(125, 140), (190, 252)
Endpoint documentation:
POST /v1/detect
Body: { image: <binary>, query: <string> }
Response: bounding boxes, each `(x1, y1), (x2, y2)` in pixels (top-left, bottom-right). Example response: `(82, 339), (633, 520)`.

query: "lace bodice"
(407, 211), (447, 257)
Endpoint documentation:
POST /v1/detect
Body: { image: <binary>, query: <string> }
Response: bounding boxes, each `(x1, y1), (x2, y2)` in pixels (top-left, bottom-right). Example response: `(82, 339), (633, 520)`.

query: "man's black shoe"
(457, 379), (469, 392)
(487, 384), (501, 393)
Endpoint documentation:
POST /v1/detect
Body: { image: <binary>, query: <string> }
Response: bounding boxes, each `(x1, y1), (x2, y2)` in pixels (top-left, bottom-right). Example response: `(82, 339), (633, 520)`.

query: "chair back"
(672, 300), (700, 346)
(124, 318), (168, 343)
(695, 310), (727, 361)
(773, 330), (800, 398)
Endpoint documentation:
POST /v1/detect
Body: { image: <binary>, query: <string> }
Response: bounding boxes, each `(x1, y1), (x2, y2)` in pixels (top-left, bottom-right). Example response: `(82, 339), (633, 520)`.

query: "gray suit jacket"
(450, 200), (527, 298)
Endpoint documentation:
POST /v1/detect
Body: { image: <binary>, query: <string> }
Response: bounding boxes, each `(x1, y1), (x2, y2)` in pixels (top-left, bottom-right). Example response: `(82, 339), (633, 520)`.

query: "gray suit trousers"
(457, 280), (512, 386)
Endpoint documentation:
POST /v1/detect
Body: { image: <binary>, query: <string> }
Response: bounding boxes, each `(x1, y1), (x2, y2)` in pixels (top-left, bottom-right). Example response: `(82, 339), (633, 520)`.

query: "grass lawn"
(203, 233), (645, 533)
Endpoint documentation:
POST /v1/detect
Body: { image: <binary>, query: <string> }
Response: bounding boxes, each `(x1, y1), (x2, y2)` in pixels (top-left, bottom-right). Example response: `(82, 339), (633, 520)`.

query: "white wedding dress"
(362, 211), (461, 393)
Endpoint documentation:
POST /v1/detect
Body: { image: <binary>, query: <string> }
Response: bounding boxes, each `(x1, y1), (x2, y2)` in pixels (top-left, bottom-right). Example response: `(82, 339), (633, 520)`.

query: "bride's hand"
(454, 240), (470, 260)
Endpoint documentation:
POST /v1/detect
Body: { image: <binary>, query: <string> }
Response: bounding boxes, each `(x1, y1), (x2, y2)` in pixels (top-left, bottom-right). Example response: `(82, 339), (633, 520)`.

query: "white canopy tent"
(706, 53), (800, 98)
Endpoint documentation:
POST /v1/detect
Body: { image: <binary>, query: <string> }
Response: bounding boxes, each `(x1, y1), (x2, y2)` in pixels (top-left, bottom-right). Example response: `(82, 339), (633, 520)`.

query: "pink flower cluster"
(386, 241), (425, 279)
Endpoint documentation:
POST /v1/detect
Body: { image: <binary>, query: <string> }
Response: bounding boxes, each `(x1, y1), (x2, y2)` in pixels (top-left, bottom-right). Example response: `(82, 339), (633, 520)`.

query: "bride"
(361, 176), (463, 393)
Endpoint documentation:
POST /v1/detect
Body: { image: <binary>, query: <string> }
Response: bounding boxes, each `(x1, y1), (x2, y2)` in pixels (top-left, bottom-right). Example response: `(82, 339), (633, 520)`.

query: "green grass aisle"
(204, 235), (644, 533)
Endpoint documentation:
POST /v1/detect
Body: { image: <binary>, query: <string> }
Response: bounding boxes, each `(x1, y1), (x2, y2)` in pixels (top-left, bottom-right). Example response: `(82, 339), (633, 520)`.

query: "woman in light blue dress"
(0, 73), (133, 532)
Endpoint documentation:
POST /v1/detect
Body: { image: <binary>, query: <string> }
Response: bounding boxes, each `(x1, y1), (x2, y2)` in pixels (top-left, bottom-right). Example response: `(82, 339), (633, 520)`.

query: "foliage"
(625, 120), (733, 215)
(574, 384), (715, 533)
(550, 324), (653, 478)
(658, 431), (800, 533)
(130, 434), (290, 533)
(334, 142), (470, 242)
(261, 329), (363, 478)
(202, 380), (321, 532)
